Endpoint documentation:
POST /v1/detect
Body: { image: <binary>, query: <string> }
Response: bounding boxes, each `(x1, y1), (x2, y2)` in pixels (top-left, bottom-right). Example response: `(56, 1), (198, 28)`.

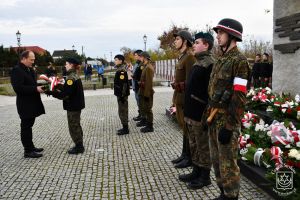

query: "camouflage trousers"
(140, 95), (153, 123)
(117, 96), (128, 125)
(186, 122), (211, 169)
(175, 104), (188, 136)
(208, 112), (240, 198)
(67, 111), (83, 145)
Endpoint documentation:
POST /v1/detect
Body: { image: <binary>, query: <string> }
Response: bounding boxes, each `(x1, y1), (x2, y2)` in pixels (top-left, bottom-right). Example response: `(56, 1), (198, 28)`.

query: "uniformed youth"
(137, 52), (154, 133)
(171, 30), (196, 168)
(47, 57), (85, 154)
(179, 32), (215, 190)
(113, 54), (130, 135)
(208, 19), (250, 200)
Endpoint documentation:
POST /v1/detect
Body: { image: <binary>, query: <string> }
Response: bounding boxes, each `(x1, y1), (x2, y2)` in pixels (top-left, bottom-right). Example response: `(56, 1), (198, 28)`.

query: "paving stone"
(0, 88), (273, 199)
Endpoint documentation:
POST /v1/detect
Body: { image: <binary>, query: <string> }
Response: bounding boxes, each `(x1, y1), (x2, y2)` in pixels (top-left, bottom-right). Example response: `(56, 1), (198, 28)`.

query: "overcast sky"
(0, 0), (273, 59)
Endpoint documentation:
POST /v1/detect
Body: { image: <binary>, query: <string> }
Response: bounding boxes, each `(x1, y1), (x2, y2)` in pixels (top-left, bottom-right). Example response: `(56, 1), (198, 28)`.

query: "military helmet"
(140, 51), (151, 60)
(213, 18), (243, 42)
(173, 30), (193, 47)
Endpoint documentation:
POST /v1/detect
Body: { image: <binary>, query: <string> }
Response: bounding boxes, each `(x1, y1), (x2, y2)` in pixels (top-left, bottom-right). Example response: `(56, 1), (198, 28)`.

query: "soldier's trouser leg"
(144, 95), (153, 123)
(67, 111), (83, 145)
(139, 95), (145, 118)
(20, 117), (35, 152)
(187, 124), (211, 169)
(175, 104), (185, 132)
(117, 96), (128, 125)
(209, 116), (240, 198)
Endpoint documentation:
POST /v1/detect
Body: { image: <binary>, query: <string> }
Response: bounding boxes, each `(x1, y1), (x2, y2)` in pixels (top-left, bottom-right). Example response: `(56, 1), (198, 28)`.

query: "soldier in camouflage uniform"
(171, 30), (196, 168)
(113, 54), (130, 135)
(47, 57), (85, 154)
(178, 32), (215, 190)
(208, 19), (250, 200)
(137, 52), (155, 133)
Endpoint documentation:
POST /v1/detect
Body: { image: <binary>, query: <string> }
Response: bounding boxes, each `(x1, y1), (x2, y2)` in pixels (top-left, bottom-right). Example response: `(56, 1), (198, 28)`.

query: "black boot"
(118, 124), (129, 135)
(178, 165), (201, 182)
(187, 167), (211, 189)
(171, 136), (187, 164)
(68, 142), (85, 154)
(140, 122), (154, 133)
(136, 118), (147, 127)
(133, 113), (141, 121)
(174, 137), (192, 168)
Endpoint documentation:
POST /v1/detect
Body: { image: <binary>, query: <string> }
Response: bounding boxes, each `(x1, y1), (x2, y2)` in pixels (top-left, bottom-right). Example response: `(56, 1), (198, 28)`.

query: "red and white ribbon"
(270, 146), (283, 170)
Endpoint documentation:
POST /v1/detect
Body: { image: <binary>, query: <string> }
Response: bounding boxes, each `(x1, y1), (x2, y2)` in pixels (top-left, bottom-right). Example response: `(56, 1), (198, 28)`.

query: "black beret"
(134, 50), (143, 55)
(194, 32), (214, 43)
(66, 57), (80, 65)
(114, 54), (125, 62)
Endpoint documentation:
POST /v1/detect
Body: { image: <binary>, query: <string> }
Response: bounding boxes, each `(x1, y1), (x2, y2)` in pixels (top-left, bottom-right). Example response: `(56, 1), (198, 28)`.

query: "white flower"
(296, 154), (300, 161)
(259, 119), (265, 125)
(243, 123), (251, 129)
(282, 108), (287, 113)
(285, 144), (291, 149)
(295, 94), (300, 103)
(255, 124), (264, 131)
(288, 149), (298, 158)
(267, 131), (272, 137)
(246, 144), (251, 148)
(296, 142), (300, 148)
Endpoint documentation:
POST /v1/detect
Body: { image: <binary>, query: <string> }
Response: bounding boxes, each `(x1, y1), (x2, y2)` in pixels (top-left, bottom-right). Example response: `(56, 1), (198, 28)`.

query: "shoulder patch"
(120, 75), (125, 80)
(67, 79), (73, 85)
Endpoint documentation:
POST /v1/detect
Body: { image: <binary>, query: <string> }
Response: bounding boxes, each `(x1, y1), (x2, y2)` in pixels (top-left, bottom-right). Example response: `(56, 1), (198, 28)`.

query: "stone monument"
(273, 0), (300, 94)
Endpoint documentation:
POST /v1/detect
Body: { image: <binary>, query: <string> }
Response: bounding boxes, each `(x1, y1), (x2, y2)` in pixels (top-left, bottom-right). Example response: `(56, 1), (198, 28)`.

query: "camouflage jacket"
(138, 62), (154, 97)
(172, 50), (195, 105)
(208, 46), (250, 127)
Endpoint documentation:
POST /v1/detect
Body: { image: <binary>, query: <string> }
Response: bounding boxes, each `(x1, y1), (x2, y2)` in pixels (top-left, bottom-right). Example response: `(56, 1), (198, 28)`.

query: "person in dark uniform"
(260, 53), (273, 88)
(10, 50), (45, 158)
(114, 54), (130, 135)
(179, 32), (215, 190)
(132, 50), (143, 121)
(46, 57), (85, 154)
(251, 54), (261, 88)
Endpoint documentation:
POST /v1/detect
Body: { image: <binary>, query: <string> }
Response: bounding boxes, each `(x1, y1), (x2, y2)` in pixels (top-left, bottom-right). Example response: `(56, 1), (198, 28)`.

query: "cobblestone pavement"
(0, 87), (273, 200)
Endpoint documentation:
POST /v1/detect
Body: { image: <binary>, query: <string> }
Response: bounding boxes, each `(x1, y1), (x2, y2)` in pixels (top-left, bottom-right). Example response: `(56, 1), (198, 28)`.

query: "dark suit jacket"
(11, 63), (45, 119)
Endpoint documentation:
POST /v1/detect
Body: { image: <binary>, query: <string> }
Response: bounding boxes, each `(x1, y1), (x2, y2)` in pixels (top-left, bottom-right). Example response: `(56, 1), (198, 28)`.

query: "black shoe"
(133, 115), (141, 121)
(136, 119), (147, 127)
(117, 125), (129, 135)
(140, 125), (154, 133)
(174, 158), (192, 168)
(68, 146), (85, 154)
(188, 168), (211, 189)
(187, 177), (211, 189)
(178, 165), (201, 182)
(33, 147), (44, 152)
(171, 155), (185, 164)
(24, 151), (43, 158)
(117, 128), (124, 133)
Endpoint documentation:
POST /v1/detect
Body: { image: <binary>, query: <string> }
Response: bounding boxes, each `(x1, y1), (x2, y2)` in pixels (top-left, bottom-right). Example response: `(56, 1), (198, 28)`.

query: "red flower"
(287, 108), (292, 114)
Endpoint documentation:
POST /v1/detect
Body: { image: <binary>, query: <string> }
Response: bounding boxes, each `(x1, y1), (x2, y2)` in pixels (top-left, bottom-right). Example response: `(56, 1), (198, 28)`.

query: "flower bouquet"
(39, 74), (64, 92)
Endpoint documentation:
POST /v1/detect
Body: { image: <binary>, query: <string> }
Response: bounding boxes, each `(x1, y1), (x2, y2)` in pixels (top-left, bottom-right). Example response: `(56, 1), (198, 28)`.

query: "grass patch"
(0, 85), (15, 96)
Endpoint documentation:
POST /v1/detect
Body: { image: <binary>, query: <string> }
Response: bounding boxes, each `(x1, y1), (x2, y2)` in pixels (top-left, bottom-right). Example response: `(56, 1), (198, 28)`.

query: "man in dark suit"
(11, 50), (45, 158)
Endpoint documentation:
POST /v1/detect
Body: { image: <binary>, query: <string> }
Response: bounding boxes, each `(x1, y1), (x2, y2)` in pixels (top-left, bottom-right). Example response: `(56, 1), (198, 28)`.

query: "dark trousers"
(67, 111), (83, 145)
(20, 118), (36, 153)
